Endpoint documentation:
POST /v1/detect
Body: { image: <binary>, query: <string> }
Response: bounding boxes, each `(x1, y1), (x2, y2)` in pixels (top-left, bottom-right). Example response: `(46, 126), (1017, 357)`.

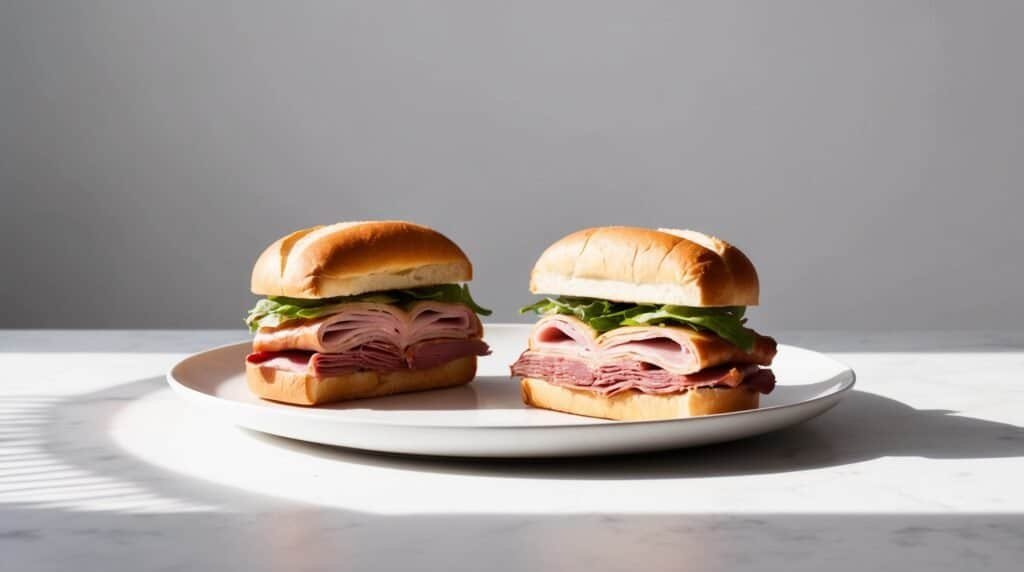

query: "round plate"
(166, 324), (855, 458)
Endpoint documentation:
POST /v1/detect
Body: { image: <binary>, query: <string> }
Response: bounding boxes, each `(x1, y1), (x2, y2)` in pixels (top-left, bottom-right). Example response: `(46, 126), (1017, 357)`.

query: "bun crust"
(246, 356), (477, 406)
(529, 227), (758, 306)
(520, 377), (759, 421)
(251, 221), (472, 298)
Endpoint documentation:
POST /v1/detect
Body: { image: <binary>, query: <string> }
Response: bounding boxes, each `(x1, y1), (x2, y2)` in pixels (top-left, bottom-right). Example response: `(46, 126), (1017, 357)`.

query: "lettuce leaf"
(519, 296), (755, 351)
(246, 284), (491, 332)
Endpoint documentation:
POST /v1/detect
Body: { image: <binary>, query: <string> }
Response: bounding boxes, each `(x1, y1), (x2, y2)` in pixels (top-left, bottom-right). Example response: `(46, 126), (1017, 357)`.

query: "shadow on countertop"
(2, 376), (1023, 572)
(11, 373), (1016, 486)
(247, 387), (1024, 480)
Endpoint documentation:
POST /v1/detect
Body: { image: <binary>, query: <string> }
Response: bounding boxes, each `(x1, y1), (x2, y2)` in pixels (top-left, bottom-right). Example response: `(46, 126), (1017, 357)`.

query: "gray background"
(1, 1), (1021, 330)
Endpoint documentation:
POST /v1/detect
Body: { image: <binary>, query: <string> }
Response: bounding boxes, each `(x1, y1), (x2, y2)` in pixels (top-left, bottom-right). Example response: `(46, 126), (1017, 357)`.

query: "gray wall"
(2, 1), (1022, 330)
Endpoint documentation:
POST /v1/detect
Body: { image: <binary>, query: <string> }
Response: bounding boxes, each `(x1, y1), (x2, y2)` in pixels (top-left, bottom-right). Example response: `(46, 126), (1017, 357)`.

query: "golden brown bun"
(529, 226), (758, 306)
(520, 377), (759, 421)
(246, 356), (477, 406)
(251, 221), (472, 298)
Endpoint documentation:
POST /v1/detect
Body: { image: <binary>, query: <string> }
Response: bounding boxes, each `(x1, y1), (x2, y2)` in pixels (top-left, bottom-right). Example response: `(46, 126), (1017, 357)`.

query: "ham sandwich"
(510, 315), (776, 397)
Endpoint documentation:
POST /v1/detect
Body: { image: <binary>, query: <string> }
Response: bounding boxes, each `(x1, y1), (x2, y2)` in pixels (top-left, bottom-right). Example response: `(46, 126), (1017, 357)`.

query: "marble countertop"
(1, 329), (1022, 571)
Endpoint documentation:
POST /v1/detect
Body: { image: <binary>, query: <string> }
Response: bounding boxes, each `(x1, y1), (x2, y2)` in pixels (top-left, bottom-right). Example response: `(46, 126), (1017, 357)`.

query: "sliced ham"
(513, 316), (777, 396)
(406, 338), (492, 370)
(253, 301), (483, 354)
(246, 350), (311, 374)
(739, 368), (777, 394)
(249, 301), (488, 378)
(510, 351), (775, 396)
(528, 315), (776, 374)
(310, 341), (406, 374)
(247, 338), (490, 378)
(407, 302), (484, 346)
(527, 315), (600, 356)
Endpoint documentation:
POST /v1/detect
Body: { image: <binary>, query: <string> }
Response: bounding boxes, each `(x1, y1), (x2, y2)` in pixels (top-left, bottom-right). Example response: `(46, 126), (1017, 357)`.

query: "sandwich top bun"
(251, 221), (472, 299)
(529, 226), (758, 307)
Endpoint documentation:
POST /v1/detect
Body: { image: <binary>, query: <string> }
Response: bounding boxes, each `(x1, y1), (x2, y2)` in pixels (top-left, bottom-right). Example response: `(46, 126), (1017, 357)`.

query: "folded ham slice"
(406, 338), (491, 370)
(528, 315), (776, 374)
(253, 301), (483, 354)
(510, 352), (776, 396)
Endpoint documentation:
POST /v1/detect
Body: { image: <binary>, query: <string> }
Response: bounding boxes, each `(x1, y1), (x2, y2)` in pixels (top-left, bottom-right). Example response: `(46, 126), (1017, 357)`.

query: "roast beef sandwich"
(511, 227), (777, 421)
(245, 221), (491, 406)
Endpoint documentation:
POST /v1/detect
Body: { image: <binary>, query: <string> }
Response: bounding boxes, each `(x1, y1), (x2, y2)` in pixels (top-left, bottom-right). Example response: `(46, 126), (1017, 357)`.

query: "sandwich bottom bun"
(520, 377), (759, 421)
(246, 356), (477, 406)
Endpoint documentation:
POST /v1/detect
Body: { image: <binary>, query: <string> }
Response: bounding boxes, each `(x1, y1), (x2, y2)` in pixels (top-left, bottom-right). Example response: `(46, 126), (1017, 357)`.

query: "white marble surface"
(1, 328), (1023, 571)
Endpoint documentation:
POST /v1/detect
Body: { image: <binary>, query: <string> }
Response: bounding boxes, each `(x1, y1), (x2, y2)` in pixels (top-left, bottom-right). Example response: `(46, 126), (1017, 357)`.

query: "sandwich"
(244, 221), (491, 406)
(511, 227), (777, 421)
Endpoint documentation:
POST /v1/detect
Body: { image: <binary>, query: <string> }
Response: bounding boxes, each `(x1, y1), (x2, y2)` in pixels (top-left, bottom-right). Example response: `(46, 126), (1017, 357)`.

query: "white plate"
(167, 324), (855, 458)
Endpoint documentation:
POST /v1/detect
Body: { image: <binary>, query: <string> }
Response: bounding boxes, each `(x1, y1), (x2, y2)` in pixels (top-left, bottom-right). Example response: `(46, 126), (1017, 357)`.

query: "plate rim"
(166, 334), (857, 430)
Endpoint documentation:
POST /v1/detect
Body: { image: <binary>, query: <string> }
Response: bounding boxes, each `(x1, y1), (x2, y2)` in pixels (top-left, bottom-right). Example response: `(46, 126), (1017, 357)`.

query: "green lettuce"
(246, 284), (491, 332)
(519, 296), (755, 351)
